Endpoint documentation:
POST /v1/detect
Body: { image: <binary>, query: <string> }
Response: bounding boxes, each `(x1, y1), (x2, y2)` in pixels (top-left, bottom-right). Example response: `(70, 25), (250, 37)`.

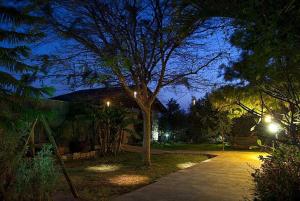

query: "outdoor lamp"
(268, 122), (280, 133)
(264, 115), (272, 123)
(134, 91), (137, 98)
(106, 101), (111, 107)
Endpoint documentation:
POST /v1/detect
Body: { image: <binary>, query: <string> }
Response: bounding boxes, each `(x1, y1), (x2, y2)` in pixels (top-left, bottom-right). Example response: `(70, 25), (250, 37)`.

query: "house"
(49, 87), (166, 152)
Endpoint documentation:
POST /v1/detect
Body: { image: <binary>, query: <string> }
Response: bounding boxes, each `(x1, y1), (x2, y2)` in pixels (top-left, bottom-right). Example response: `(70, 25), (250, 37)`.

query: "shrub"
(0, 127), (58, 201)
(15, 145), (58, 201)
(252, 144), (300, 201)
(96, 106), (136, 155)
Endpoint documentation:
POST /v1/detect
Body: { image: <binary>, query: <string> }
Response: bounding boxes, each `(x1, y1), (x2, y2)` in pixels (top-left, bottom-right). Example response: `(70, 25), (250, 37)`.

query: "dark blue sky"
(33, 29), (239, 110)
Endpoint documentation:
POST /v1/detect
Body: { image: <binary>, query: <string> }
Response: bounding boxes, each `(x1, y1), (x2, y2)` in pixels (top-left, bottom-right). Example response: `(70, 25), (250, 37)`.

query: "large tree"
(39, 0), (222, 165)
(206, 0), (300, 147)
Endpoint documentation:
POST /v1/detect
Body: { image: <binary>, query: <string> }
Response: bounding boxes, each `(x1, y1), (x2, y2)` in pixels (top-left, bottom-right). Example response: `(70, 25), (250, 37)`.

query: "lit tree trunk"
(222, 131), (225, 151)
(142, 107), (152, 166)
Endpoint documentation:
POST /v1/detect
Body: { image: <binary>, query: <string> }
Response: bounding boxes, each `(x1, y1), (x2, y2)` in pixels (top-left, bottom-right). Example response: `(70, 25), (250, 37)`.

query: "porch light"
(134, 91), (137, 98)
(192, 99), (196, 106)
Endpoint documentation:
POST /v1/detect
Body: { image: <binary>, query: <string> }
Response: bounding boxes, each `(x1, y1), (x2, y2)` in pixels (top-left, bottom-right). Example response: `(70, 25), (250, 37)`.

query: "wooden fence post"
(41, 115), (79, 199)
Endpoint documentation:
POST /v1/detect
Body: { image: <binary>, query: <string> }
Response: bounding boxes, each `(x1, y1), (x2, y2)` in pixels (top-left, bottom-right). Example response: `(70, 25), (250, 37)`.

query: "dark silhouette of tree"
(188, 96), (231, 144)
(0, 1), (51, 98)
(159, 98), (187, 141)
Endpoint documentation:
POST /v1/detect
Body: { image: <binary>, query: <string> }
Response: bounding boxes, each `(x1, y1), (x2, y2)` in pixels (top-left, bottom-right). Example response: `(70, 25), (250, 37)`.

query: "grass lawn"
(56, 152), (207, 201)
(151, 143), (261, 152)
(151, 143), (228, 151)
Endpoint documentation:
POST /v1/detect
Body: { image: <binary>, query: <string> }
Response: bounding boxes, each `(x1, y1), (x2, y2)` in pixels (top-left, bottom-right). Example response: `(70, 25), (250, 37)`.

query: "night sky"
(33, 29), (240, 110)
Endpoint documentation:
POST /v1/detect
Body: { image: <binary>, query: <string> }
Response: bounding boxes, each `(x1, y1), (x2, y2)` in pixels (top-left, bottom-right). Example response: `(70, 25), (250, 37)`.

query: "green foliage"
(224, 0), (300, 85)
(159, 98), (187, 141)
(0, 0), (52, 98)
(0, 124), (58, 201)
(15, 145), (58, 201)
(187, 96), (231, 143)
(231, 114), (256, 137)
(96, 106), (137, 154)
(252, 144), (300, 201)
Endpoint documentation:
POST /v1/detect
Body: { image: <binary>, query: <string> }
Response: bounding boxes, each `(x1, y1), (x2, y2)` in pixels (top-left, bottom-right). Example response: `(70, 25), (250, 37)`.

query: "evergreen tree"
(0, 0), (51, 98)
(159, 98), (187, 141)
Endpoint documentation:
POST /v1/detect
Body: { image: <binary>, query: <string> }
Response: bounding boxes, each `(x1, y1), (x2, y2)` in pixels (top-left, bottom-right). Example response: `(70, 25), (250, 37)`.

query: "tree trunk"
(222, 131), (225, 151)
(142, 108), (151, 166)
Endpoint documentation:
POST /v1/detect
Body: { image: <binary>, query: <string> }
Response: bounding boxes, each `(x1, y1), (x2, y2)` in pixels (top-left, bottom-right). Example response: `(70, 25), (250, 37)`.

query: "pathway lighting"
(268, 122), (281, 134)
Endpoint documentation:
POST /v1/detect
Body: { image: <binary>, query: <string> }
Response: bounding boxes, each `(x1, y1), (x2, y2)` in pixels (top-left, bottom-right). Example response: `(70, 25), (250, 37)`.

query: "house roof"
(51, 87), (166, 112)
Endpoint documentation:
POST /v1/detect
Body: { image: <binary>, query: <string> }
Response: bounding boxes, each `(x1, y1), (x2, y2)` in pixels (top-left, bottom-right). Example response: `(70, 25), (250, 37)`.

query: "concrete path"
(113, 149), (265, 201)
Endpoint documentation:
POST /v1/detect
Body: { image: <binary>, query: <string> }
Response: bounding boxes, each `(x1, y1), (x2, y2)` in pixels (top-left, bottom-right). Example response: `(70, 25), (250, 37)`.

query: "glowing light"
(85, 164), (120, 172)
(109, 174), (149, 186)
(134, 91), (137, 98)
(202, 159), (212, 163)
(264, 115), (272, 123)
(165, 133), (170, 138)
(106, 101), (111, 107)
(176, 162), (197, 169)
(152, 122), (159, 141)
(268, 122), (280, 133)
(192, 99), (196, 105)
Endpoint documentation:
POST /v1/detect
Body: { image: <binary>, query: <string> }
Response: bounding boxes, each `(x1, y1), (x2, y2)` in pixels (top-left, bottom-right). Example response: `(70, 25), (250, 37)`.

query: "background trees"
(187, 96), (231, 144)
(159, 98), (187, 141)
(158, 97), (231, 145)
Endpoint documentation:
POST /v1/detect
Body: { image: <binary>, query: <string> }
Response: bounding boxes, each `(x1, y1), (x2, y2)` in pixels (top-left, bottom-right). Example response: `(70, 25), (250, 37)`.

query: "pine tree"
(0, 1), (51, 98)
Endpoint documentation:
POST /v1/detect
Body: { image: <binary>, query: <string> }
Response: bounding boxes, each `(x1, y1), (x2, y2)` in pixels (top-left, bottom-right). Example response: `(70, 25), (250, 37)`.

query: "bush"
(15, 145), (58, 201)
(0, 127), (58, 201)
(252, 144), (300, 201)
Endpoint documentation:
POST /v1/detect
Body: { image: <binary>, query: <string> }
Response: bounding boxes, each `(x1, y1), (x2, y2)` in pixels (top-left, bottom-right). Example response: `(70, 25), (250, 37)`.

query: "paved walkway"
(113, 146), (265, 201)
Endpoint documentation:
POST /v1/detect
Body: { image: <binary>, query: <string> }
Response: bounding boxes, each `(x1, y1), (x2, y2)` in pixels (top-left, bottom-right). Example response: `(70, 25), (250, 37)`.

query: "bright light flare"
(109, 174), (149, 186)
(176, 162), (197, 169)
(85, 164), (120, 172)
(134, 91), (137, 98)
(268, 122), (280, 133)
(106, 101), (111, 107)
(264, 115), (272, 123)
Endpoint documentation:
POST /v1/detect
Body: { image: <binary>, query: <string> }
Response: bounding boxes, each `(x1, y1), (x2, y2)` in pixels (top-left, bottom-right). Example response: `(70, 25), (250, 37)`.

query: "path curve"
(113, 146), (265, 201)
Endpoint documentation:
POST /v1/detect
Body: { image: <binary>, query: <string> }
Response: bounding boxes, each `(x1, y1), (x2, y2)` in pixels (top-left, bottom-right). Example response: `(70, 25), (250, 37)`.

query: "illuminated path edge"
(113, 146), (265, 201)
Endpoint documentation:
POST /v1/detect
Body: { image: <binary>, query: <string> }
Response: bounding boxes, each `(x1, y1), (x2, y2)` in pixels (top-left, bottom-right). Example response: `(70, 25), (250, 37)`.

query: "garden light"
(264, 115), (272, 123)
(268, 122), (280, 133)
